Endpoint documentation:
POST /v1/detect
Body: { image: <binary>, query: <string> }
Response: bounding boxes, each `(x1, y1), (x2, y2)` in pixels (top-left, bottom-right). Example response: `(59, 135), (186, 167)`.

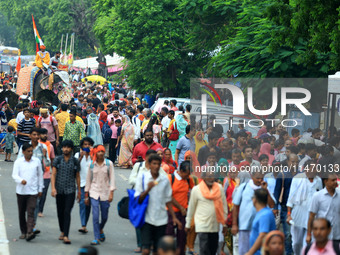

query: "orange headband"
(90, 145), (106, 163)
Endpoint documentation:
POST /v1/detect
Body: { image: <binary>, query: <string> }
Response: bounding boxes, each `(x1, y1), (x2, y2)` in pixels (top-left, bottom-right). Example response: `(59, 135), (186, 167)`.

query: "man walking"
(37, 128), (55, 217)
(134, 154), (182, 255)
(185, 170), (228, 255)
(132, 130), (162, 164)
(63, 110), (86, 153)
(51, 140), (81, 244)
(307, 170), (340, 243)
(55, 104), (69, 154)
(12, 143), (43, 241)
(303, 218), (340, 254)
(247, 189), (276, 255)
(75, 137), (94, 234)
(175, 125), (195, 167)
(286, 160), (322, 255)
(167, 161), (194, 255)
(17, 127), (51, 234)
(17, 108), (35, 149)
(37, 108), (59, 153)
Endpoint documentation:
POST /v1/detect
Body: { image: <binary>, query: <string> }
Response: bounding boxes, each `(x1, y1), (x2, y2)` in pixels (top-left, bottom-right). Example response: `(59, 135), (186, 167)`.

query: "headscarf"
(87, 113), (103, 146)
(260, 143), (275, 165)
(184, 150), (200, 176)
(40, 45), (46, 50)
(217, 137), (225, 147)
(163, 148), (178, 174)
(257, 126), (267, 137)
(194, 131), (207, 155)
(262, 230), (285, 255)
(218, 158), (229, 170)
(90, 145), (105, 164)
(98, 111), (107, 130)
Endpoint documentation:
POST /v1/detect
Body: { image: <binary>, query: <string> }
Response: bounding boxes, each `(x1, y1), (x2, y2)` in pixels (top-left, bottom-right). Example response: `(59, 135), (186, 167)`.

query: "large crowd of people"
(2, 77), (340, 255)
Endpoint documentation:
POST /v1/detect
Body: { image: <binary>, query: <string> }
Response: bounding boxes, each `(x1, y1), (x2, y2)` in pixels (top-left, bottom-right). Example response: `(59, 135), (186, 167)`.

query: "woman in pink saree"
(118, 116), (135, 168)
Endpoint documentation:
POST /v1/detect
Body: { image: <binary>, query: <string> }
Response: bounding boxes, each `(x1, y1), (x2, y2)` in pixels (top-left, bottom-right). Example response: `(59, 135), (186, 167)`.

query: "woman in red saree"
(162, 148), (178, 174)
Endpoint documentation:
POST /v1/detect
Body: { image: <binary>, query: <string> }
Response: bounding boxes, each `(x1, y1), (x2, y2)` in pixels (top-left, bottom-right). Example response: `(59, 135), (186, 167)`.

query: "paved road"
(0, 154), (138, 255)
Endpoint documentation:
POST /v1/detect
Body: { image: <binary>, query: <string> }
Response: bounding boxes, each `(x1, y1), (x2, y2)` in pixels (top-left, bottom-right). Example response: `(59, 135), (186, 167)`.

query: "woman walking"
(118, 116), (135, 169)
(85, 145), (116, 245)
(168, 114), (188, 158)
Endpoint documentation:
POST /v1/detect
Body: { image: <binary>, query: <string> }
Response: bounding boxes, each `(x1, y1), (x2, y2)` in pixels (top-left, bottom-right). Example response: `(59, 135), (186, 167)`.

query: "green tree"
(0, 0), (96, 57)
(0, 12), (18, 47)
(94, 0), (203, 96)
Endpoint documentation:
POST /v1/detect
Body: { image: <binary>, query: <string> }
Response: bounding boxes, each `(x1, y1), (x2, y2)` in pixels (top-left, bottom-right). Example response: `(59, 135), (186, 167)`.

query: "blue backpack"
(101, 120), (112, 144)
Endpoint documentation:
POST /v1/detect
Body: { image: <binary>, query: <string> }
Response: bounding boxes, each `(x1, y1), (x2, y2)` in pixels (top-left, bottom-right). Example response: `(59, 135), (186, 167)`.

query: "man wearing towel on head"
(34, 45), (51, 75)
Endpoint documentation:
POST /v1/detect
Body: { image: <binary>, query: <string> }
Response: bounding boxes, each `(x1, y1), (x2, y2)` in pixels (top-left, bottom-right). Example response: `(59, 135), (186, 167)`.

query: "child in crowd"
(5, 126), (16, 162)
(115, 119), (122, 159)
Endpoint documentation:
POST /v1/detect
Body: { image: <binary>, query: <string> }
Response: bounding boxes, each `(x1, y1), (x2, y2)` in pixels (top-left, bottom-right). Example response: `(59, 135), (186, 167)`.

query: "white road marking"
(0, 192), (10, 255)
(119, 174), (128, 181)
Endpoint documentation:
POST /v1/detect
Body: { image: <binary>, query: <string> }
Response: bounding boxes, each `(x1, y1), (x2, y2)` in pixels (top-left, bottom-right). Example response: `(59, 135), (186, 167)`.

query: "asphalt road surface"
(0, 154), (140, 255)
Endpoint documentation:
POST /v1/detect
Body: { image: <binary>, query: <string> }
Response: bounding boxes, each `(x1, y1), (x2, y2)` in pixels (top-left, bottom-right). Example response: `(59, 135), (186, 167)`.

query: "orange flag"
(16, 49), (21, 73)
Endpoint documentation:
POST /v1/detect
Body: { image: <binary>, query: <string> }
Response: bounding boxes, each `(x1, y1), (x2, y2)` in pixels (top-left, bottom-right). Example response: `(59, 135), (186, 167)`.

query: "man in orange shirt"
(166, 160), (194, 255)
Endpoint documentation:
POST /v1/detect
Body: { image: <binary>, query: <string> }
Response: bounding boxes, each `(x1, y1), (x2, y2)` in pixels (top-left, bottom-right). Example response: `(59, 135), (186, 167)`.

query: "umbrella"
(82, 75), (106, 85)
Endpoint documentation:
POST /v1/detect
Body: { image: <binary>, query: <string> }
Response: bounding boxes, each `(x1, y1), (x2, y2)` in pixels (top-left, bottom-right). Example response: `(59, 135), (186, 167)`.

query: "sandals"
(63, 237), (71, 244)
(78, 228), (88, 234)
(188, 251), (198, 255)
(58, 234), (64, 241)
(134, 247), (142, 253)
(91, 240), (100, 245)
(26, 233), (36, 242)
(99, 233), (106, 242)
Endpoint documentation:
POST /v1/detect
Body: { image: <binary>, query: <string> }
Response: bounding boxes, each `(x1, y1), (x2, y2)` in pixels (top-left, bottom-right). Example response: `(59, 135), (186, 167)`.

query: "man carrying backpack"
(302, 218), (340, 254)
(37, 108), (59, 153)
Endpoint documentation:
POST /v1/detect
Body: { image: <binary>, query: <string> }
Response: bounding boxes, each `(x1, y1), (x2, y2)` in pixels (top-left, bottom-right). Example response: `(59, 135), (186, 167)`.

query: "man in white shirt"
(134, 154), (181, 255)
(74, 137), (94, 234)
(12, 143), (43, 241)
(286, 160), (323, 255)
(161, 107), (170, 131)
(307, 170), (340, 243)
(128, 108), (141, 144)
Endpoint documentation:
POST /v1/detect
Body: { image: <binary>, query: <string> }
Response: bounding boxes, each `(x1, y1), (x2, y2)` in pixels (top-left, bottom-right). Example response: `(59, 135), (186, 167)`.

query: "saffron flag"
(16, 49), (21, 74)
(32, 15), (44, 53)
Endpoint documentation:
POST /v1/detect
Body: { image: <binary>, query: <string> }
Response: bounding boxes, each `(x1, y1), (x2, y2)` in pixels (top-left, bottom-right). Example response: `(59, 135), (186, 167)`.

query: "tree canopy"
(0, 0), (96, 56)
(94, 0), (204, 96)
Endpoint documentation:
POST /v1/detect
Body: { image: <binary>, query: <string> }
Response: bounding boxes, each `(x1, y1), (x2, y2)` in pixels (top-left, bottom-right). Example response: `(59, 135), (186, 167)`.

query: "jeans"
(56, 193), (75, 237)
(79, 187), (91, 227)
(91, 198), (110, 240)
(109, 138), (118, 163)
(280, 206), (293, 255)
(135, 227), (142, 248)
(38, 178), (50, 213)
